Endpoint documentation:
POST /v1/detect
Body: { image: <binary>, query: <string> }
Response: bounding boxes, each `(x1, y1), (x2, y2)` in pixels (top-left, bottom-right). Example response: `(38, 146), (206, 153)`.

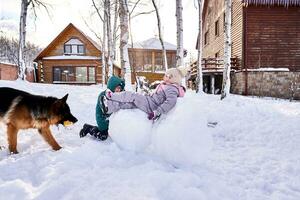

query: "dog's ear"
(61, 94), (69, 103)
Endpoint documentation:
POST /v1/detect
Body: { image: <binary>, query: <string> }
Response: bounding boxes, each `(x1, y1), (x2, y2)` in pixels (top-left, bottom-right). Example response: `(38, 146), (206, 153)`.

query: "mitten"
(147, 111), (161, 121)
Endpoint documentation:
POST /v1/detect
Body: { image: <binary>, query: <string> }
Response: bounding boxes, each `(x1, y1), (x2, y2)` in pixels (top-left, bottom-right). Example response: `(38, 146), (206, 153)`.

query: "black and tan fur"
(0, 87), (77, 154)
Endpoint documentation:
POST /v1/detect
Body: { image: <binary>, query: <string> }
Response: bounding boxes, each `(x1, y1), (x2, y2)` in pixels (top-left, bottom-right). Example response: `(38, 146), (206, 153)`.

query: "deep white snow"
(0, 80), (300, 200)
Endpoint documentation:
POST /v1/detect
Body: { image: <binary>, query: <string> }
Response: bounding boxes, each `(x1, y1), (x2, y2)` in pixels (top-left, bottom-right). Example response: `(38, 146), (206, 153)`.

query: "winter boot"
(89, 126), (109, 141)
(79, 123), (94, 138)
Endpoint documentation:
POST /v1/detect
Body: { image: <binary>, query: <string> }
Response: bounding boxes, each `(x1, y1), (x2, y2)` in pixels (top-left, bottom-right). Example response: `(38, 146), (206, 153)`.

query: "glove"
(147, 111), (161, 121)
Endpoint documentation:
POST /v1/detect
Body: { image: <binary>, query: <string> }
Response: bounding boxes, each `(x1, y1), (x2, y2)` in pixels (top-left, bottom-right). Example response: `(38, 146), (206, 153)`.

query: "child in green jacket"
(79, 75), (125, 140)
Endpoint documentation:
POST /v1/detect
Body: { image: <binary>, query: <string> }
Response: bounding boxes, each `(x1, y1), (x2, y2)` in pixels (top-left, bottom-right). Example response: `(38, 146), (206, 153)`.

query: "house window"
(64, 38), (85, 55)
(53, 66), (95, 83)
(215, 51), (219, 58)
(204, 31), (209, 45)
(167, 54), (176, 68)
(215, 19), (219, 36)
(88, 67), (95, 82)
(134, 52), (144, 72)
(223, 12), (226, 30)
(143, 52), (152, 72)
(64, 45), (72, 54)
(78, 45), (85, 54)
(154, 52), (163, 72)
(76, 67), (88, 82)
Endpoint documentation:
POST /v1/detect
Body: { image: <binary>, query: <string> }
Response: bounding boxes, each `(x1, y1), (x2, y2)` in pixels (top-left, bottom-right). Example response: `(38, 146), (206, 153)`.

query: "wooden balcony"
(189, 57), (241, 77)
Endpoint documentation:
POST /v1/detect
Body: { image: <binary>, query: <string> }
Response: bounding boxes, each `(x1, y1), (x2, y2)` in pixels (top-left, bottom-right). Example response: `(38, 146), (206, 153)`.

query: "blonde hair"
(165, 66), (189, 85)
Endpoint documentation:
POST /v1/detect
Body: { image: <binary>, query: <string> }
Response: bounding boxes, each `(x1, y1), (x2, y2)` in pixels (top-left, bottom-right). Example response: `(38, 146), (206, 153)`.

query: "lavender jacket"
(107, 82), (185, 114)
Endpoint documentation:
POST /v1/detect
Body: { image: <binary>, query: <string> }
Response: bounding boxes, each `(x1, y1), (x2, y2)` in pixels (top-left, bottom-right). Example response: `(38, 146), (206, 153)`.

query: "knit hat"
(165, 66), (189, 85)
(107, 75), (125, 91)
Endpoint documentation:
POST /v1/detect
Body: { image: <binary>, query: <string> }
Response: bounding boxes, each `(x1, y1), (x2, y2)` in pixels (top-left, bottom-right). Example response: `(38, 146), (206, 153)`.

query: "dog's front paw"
(9, 150), (19, 154)
(53, 145), (62, 151)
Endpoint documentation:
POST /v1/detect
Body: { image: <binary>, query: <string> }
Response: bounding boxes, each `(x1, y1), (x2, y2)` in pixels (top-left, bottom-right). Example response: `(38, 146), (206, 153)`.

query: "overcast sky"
(0, 0), (199, 62)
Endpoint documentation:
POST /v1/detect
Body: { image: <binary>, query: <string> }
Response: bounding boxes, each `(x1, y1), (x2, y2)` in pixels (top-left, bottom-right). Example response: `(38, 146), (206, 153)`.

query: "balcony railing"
(190, 57), (241, 76)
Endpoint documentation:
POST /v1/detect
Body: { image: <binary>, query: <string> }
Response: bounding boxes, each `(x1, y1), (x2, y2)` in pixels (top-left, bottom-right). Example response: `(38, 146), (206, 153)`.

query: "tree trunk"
(105, 0), (114, 77)
(196, 0), (204, 93)
(221, 0), (232, 100)
(119, 0), (132, 91)
(102, 5), (107, 86)
(18, 0), (29, 80)
(112, 0), (118, 60)
(151, 0), (168, 71)
(176, 0), (184, 67)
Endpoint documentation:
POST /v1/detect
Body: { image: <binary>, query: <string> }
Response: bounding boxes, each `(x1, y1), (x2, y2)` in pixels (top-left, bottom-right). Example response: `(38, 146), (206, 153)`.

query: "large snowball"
(109, 110), (152, 152)
(150, 99), (214, 166)
(109, 98), (214, 167)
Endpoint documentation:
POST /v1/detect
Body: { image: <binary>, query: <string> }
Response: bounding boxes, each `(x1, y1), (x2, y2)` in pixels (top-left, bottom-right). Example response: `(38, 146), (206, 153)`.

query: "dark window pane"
(53, 68), (61, 81)
(215, 20), (219, 36)
(78, 45), (85, 54)
(53, 67), (75, 82)
(64, 45), (71, 54)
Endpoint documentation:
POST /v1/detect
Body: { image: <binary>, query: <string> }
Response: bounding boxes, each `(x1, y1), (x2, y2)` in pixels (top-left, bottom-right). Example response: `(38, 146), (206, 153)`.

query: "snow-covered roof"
(34, 23), (101, 61)
(43, 55), (100, 60)
(245, 68), (290, 72)
(131, 38), (177, 50)
(0, 61), (17, 66)
(242, 0), (300, 7)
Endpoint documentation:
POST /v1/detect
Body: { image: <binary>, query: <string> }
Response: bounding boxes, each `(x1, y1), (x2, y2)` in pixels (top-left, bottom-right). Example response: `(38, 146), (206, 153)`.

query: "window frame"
(215, 19), (220, 37)
(53, 66), (96, 83)
(64, 45), (72, 54)
(204, 31), (209, 45)
(63, 38), (85, 55)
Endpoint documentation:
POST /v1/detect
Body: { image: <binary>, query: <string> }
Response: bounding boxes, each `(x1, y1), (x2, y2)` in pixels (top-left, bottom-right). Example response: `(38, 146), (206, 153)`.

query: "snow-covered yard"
(0, 80), (300, 200)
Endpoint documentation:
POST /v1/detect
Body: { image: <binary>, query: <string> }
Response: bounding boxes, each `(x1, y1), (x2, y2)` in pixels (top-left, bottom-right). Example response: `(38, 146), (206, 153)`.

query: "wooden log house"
(190, 0), (300, 97)
(128, 38), (186, 83)
(34, 23), (121, 85)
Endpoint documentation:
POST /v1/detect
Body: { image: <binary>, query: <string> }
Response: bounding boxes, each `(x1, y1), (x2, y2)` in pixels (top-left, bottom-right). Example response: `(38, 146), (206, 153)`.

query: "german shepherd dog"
(0, 87), (78, 154)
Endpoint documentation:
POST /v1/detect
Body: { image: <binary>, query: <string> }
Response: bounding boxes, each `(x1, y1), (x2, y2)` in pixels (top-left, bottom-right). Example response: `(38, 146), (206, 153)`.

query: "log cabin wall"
(245, 5), (300, 70)
(202, 0), (244, 62)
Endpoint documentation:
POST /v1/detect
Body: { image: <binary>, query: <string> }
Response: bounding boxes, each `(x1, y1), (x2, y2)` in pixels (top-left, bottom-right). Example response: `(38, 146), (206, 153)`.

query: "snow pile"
(150, 98), (213, 166)
(1, 80), (300, 200)
(109, 97), (213, 167)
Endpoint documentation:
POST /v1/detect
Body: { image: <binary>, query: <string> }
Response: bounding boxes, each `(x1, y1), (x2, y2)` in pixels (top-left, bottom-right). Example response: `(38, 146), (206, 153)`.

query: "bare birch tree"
(18, 0), (29, 80)
(176, 0), (184, 67)
(119, 0), (133, 90)
(112, 0), (119, 60)
(18, 0), (49, 80)
(196, 0), (204, 93)
(221, 0), (232, 100)
(151, 0), (168, 71)
(105, 0), (114, 77)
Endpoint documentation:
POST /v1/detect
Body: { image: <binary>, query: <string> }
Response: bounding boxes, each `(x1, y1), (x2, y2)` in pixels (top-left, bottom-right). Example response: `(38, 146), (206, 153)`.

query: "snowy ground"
(0, 80), (300, 200)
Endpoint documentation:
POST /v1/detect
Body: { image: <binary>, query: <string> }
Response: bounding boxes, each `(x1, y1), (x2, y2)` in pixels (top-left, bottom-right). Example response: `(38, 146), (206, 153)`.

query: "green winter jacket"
(95, 75), (125, 131)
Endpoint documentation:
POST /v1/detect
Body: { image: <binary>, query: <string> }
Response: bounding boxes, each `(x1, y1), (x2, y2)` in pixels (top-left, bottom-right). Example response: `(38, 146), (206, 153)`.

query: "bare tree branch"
(82, 16), (103, 44)
(131, 10), (155, 19)
(92, 0), (104, 22)
(129, 0), (142, 15)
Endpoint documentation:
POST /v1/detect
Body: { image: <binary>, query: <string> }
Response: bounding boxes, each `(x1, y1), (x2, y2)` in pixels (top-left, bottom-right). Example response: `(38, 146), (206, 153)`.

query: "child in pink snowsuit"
(102, 66), (188, 121)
